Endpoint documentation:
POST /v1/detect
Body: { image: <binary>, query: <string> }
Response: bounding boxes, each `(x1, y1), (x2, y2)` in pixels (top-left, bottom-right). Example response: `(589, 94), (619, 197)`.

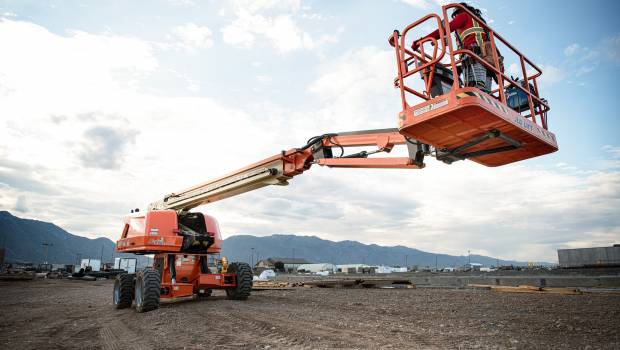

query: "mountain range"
(220, 234), (534, 268)
(0, 211), (542, 267)
(0, 211), (144, 265)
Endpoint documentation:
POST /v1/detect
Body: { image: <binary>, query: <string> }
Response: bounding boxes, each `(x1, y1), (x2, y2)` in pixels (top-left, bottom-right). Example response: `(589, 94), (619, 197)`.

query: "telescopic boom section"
(148, 128), (426, 212)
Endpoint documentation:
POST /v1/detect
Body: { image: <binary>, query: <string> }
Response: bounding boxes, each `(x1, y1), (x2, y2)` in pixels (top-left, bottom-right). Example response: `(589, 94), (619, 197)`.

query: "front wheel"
(134, 268), (161, 313)
(226, 262), (252, 300)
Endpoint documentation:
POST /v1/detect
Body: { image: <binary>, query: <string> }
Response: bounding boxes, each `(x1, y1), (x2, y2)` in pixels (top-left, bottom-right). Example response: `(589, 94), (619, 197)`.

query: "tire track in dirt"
(197, 296), (379, 349)
(179, 298), (314, 349)
(99, 314), (153, 350)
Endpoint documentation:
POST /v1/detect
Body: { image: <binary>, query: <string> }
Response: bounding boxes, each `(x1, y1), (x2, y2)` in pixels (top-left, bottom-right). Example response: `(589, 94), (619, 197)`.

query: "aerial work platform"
(390, 3), (558, 166)
(112, 3), (561, 313)
(398, 87), (558, 166)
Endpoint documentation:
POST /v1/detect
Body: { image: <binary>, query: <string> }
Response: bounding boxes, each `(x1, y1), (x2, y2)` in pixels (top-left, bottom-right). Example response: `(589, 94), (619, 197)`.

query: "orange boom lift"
(114, 3), (558, 312)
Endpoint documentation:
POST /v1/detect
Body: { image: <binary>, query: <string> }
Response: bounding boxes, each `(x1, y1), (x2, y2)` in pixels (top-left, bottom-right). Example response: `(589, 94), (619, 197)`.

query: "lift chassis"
(113, 3), (557, 313)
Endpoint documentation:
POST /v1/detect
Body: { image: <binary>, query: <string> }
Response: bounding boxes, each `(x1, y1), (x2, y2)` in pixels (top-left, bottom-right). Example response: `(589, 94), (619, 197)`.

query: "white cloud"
(401, 0), (432, 9)
(306, 46), (400, 130)
(0, 19), (158, 137)
(603, 145), (620, 158)
(0, 19), (277, 236)
(168, 0), (195, 7)
(172, 23), (214, 50)
(538, 64), (566, 87)
(401, 0), (447, 9)
(554, 34), (620, 82)
(220, 0), (339, 53)
(221, 21), (255, 48)
(564, 43), (580, 56)
(256, 74), (272, 83)
(14, 195), (27, 212)
(222, 14), (309, 53)
(506, 62), (565, 86)
(601, 34), (620, 63)
(575, 65), (595, 77)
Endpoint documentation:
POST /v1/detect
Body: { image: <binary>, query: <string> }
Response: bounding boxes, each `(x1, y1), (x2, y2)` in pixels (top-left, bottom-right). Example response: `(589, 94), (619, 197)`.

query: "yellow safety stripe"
(458, 19), (487, 55)
(459, 27), (484, 40)
(457, 91), (508, 114)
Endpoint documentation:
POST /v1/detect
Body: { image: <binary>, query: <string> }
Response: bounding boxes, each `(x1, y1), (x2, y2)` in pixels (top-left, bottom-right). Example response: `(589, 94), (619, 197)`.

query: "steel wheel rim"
(135, 278), (142, 307)
(113, 281), (120, 304)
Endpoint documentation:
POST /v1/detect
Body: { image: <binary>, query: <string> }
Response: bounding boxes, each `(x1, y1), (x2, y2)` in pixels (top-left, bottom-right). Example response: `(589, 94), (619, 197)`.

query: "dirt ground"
(0, 279), (619, 349)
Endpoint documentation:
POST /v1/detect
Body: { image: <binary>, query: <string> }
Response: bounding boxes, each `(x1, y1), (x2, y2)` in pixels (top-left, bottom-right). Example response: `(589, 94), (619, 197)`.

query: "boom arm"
(148, 128), (428, 212)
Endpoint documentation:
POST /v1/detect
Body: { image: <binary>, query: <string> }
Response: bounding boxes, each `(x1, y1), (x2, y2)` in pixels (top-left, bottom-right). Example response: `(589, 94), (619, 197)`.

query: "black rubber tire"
(226, 262), (252, 300)
(134, 268), (161, 313)
(113, 273), (134, 309)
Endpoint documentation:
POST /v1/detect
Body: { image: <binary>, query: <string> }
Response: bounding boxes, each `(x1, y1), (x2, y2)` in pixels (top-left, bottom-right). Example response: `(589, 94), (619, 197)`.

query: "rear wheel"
(134, 268), (161, 313)
(226, 262), (252, 300)
(113, 273), (134, 309)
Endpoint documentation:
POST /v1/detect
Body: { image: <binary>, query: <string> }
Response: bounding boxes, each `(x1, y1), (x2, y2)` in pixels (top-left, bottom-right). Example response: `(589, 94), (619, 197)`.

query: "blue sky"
(0, 0), (618, 262)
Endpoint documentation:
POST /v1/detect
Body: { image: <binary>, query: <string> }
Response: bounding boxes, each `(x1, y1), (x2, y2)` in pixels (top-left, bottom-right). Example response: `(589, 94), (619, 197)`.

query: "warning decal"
(413, 99), (449, 117)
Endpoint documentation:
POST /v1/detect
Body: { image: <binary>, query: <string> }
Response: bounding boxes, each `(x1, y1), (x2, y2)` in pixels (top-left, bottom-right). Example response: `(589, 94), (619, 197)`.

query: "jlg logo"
(149, 237), (165, 245)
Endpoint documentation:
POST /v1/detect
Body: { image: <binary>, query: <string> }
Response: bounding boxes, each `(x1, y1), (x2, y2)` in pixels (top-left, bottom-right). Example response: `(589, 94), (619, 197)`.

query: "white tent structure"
(257, 269), (276, 280)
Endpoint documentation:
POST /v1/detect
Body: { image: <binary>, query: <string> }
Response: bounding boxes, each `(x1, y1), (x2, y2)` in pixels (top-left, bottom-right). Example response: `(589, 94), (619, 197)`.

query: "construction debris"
(468, 284), (584, 295)
(0, 271), (36, 281)
(252, 281), (295, 290)
(304, 277), (415, 289)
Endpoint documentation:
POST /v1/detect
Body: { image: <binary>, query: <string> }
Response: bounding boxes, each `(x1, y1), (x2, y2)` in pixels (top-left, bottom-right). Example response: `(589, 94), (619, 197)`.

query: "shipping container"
(114, 257), (137, 274)
(80, 258), (101, 272)
(557, 246), (620, 268)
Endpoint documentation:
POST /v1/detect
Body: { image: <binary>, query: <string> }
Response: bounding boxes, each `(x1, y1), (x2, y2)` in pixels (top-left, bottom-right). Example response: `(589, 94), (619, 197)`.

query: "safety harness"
(457, 18), (488, 55)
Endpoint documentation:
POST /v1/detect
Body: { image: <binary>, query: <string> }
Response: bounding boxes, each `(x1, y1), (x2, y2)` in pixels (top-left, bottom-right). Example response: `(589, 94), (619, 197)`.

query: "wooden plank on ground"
(467, 284), (583, 295)
(252, 281), (294, 290)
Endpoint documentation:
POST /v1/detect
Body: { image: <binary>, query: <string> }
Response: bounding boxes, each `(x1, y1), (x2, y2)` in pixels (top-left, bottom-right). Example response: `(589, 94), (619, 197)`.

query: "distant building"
(463, 263), (482, 271)
(335, 264), (378, 274)
(558, 246), (620, 268)
(375, 266), (407, 273)
(336, 264), (368, 273)
(255, 257), (311, 272)
(296, 263), (336, 273)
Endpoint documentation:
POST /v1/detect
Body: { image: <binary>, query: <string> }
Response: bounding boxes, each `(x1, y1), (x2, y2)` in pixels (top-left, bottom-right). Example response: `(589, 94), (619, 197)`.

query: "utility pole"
(42, 242), (53, 264)
(435, 254), (438, 271)
(468, 250), (471, 265)
(100, 245), (104, 263)
(250, 247), (255, 267)
(405, 254), (408, 269)
(292, 248), (295, 273)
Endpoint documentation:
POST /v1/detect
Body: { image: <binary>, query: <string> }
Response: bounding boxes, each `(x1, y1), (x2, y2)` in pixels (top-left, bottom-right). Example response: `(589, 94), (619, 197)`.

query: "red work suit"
(413, 12), (488, 53)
